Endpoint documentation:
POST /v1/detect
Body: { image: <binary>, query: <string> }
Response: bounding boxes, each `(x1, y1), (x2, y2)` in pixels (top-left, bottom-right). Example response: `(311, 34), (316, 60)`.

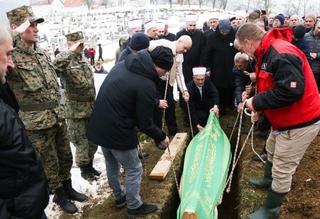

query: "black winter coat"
(176, 29), (206, 83)
(87, 51), (165, 150)
(305, 31), (320, 79)
(0, 97), (48, 218)
(233, 61), (255, 105)
(187, 77), (219, 126)
(202, 27), (238, 88)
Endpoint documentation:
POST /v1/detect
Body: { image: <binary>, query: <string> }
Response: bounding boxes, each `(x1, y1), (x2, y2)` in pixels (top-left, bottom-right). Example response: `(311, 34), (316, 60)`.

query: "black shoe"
(89, 160), (101, 176)
(80, 164), (97, 181)
(115, 195), (126, 208)
(128, 203), (157, 216)
(53, 187), (78, 214)
(63, 179), (88, 202)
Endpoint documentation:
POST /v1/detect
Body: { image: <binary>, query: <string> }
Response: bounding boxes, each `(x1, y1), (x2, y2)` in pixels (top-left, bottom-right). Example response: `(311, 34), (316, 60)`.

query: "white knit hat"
(192, 67), (206, 76)
(156, 21), (165, 29)
(128, 19), (142, 29)
(144, 20), (157, 31)
(185, 14), (198, 22)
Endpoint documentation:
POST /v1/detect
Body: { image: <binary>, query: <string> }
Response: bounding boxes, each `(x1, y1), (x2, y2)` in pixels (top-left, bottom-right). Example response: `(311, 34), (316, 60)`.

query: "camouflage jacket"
(54, 51), (95, 119)
(7, 38), (62, 130)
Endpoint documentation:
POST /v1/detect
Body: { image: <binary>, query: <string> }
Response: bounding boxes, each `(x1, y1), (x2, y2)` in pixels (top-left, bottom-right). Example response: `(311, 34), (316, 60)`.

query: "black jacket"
(187, 77), (219, 126)
(162, 32), (176, 42)
(176, 29), (206, 83)
(0, 97), (48, 218)
(118, 48), (132, 62)
(305, 31), (320, 76)
(233, 61), (255, 105)
(202, 27), (238, 88)
(87, 51), (165, 150)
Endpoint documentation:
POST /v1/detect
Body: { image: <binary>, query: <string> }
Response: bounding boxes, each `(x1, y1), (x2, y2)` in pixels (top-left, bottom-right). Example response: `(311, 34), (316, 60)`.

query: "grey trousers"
(102, 147), (143, 209)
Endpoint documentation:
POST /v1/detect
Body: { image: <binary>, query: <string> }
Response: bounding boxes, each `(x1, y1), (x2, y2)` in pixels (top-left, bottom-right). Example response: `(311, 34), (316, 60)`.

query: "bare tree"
(169, 0), (173, 8)
(85, 0), (94, 9)
(219, 0), (228, 10)
(211, 0), (217, 8)
(101, 0), (108, 7)
(264, 0), (272, 15)
(178, 0), (184, 6)
(246, 0), (251, 12)
(301, 0), (309, 16)
(199, 0), (205, 8)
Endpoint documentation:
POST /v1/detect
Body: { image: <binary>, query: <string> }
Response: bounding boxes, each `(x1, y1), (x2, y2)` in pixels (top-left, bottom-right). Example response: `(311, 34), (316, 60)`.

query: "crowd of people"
(0, 3), (320, 219)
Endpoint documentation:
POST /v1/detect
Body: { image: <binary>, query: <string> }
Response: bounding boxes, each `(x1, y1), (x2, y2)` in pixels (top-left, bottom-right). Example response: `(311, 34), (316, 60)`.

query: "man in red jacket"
(236, 23), (320, 219)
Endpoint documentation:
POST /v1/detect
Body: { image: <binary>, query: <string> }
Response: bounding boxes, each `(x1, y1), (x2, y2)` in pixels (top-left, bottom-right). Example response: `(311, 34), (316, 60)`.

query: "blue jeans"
(102, 147), (143, 209)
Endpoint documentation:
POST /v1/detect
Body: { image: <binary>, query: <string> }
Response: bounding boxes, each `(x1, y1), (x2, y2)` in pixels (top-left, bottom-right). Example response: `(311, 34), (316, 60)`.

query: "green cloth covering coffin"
(177, 112), (231, 219)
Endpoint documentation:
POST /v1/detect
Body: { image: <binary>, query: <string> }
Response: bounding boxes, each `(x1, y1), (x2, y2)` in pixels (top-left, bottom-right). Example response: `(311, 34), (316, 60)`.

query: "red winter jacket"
(252, 28), (320, 131)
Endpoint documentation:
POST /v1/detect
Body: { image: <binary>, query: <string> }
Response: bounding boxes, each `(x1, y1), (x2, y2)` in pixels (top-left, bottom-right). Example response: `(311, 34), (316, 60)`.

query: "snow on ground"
(45, 65), (113, 219)
(45, 145), (112, 219)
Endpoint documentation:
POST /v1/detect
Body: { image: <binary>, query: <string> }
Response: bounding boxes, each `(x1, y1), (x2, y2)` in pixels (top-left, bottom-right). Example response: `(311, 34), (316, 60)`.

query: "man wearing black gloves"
(87, 46), (173, 217)
(0, 25), (48, 219)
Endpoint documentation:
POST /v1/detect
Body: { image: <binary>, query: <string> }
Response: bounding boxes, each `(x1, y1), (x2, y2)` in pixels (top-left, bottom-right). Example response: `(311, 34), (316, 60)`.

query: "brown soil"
(80, 108), (320, 219)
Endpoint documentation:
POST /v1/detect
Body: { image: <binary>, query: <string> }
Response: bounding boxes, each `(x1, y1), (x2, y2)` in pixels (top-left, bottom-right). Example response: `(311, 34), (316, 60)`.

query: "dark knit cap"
(293, 25), (306, 39)
(274, 14), (285, 25)
(150, 46), (174, 71)
(129, 32), (150, 51)
(219, 19), (232, 34)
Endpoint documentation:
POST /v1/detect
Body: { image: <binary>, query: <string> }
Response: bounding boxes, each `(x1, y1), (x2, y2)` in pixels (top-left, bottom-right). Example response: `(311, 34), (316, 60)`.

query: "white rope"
(225, 123), (255, 193)
(161, 74), (170, 130)
(186, 101), (194, 138)
(229, 111), (240, 140)
(159, 73), (180, 198)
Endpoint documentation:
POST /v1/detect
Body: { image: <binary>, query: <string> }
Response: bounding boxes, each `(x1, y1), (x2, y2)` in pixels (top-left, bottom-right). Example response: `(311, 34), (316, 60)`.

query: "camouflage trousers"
(67, 118), (97, 167)
(27, 122), (72, 193)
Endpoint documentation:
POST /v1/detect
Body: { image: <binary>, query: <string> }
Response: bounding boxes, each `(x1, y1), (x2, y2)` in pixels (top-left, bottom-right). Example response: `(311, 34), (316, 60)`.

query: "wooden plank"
(149, 132), (188, 180)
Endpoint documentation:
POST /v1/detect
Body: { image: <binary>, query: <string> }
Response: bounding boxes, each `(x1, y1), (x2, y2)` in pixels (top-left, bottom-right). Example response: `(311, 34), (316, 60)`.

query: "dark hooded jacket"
(87, 51), (166, 150)
(0, 91), (48, 218)
(202, 26), (238, 88)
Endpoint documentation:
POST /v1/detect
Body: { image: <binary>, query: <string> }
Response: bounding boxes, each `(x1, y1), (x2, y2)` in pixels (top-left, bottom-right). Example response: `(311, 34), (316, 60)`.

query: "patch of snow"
(45, 145), (112, 219)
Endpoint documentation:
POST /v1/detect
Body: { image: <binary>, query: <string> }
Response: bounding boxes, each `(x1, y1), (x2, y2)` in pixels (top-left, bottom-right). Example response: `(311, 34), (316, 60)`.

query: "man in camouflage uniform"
(6, 5), (87, 214)
(54, 31), (99, 181)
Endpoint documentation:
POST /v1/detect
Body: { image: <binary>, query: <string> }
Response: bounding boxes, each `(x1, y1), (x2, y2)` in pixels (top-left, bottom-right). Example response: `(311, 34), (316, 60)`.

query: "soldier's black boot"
(247, 190), (286, 219)
(63, 178), (88, 202)
(80, 164), (97, 181)
(249, 160), (272, 189)
(89, 160), (101, 176)
(53, 187), (78, 214)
